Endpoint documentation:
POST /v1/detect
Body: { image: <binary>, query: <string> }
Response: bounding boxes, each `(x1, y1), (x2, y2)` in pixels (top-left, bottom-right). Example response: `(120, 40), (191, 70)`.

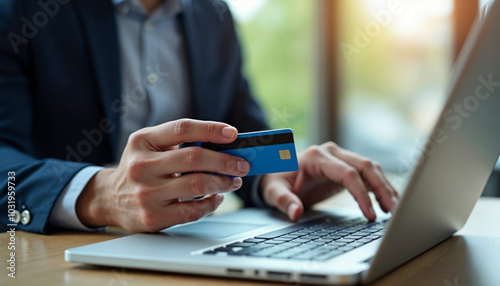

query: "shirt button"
(121, 5), (130, 15)
(145, 22), (153, 31)
(147, 73), (159, 85)
(21, 210), (31, 225)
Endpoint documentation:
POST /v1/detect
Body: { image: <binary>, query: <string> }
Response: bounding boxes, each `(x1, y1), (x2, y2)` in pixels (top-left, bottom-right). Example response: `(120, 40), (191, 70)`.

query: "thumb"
(263, 179), (304, 221)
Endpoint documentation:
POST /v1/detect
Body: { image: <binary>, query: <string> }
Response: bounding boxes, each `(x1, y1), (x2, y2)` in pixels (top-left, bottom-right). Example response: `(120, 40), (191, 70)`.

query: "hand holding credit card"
(180, 128), (299, 176)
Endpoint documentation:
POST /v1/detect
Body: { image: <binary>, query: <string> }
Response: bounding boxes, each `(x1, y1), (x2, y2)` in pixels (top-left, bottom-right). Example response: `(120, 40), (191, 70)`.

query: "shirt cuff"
(250, 175), (270, 208)
(48, 166), (106, 231)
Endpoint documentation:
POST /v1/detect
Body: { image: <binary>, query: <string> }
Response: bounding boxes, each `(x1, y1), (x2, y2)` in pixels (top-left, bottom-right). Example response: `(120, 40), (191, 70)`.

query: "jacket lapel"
(73, 0), (121, 160)
(180, 0), (209, 120)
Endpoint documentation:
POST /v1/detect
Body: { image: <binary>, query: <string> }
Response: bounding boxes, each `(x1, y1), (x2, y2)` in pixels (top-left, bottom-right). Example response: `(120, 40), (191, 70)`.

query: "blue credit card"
(181, 128), (299, 176)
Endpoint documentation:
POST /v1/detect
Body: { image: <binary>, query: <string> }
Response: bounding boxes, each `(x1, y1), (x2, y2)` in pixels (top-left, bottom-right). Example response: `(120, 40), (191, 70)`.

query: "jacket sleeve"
(0, 1), (92, 234)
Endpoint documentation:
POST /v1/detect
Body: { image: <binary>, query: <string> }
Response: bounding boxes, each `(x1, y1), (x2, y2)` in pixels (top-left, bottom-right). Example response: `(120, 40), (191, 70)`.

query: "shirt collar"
(111, 0), (129, 6)
(112, 0), (183, 16)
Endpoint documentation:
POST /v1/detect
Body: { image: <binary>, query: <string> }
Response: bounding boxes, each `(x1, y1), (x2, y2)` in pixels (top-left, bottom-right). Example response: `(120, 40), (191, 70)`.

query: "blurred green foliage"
(233, 0), (314, 140)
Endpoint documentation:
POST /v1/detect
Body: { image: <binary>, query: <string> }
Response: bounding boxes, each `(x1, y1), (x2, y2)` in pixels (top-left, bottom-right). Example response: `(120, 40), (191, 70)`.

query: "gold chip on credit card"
(279, 150), (291, 160)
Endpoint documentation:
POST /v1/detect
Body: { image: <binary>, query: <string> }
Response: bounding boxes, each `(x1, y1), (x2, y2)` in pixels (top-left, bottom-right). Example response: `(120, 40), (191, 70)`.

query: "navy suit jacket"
(0, 0), (268, 233)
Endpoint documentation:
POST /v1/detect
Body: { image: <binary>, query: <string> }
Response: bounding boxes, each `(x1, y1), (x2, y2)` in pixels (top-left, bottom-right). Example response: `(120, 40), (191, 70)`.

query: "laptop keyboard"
(202, 217), (388, 261)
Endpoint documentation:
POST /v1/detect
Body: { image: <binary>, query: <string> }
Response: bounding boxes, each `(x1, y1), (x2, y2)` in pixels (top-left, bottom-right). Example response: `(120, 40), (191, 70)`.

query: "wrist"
(76, 168), (115, 227)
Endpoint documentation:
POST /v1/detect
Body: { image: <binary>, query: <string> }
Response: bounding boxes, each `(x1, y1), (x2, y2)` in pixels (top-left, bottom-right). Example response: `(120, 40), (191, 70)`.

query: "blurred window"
(338, 0), (455, 175)
(226, 0), (314, 150)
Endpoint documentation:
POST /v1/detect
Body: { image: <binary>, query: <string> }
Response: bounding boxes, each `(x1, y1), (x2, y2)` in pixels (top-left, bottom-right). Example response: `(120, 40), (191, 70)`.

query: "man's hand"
(75, 119), (250, 232)
(260, 142), (399, 221)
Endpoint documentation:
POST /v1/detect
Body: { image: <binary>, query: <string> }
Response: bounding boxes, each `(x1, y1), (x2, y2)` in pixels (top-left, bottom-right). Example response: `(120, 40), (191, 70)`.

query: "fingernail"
(216, 194), (224, 205)
(233, 177), (243, 189)
(390, 197), (399, 211)
(222, 127), (237, 139)
(287, 203), (298, 220)
(391, 196), (398, 206)
(237, 160), (250, 173)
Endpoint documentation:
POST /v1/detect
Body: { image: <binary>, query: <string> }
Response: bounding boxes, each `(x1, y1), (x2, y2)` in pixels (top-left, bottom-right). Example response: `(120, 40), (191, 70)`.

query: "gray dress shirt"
(114, 0), (191, 158)
(49, 0), (191, 230)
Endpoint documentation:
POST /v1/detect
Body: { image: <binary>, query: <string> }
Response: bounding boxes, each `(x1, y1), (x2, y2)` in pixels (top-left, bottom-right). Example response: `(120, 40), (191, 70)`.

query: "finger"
(374, 165), (400, 210)
(145, 194), (224, 232)
(153, 147), (250, 177)
(263, 179), (304, 221)
(316, 153), (376, 220)
(171, 194), (224, 226)
(325, 144), (397, 212)
(379, 168), (399, 199)
(360, 163), (395, 212)
(153, 173), (242, 201)
(131, 119), (238, 151)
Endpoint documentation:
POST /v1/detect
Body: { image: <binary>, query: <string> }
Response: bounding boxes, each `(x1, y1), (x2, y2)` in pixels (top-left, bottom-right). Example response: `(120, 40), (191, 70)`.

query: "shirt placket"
(141, 15), (165, 125)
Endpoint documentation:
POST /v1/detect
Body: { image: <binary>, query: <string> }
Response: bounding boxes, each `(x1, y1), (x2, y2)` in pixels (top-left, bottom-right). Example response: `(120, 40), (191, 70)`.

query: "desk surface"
(2, 193), (500, 286)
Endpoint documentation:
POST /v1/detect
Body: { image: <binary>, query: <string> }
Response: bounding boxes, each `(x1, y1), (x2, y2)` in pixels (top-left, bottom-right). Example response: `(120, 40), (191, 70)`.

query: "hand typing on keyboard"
(259, 142), (399, 221)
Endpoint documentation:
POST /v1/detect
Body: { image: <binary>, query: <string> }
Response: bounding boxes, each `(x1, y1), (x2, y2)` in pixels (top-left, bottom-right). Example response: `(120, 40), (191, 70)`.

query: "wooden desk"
(2, 194), (500, 286)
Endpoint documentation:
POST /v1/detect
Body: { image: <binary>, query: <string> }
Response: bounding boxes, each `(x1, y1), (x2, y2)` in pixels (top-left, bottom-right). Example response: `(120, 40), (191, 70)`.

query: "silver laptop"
(65, 2), (500, 284)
